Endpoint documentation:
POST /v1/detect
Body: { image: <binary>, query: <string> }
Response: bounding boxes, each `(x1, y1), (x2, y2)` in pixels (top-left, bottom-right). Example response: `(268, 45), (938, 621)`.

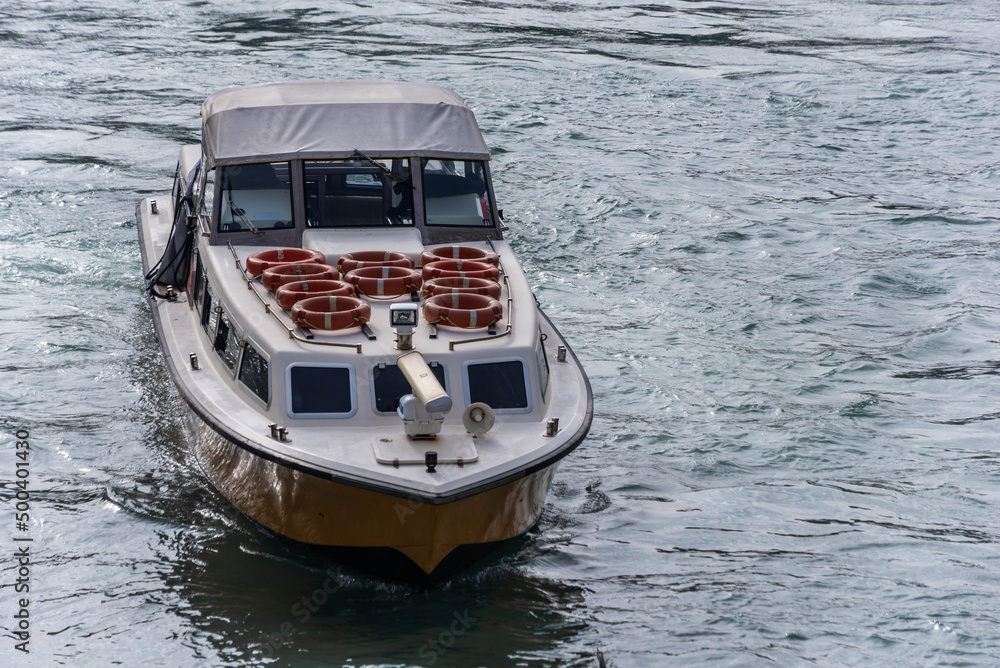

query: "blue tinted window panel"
(289, 366), (354, 416)
(467, 361), (528, 410)
(372, 363), (446, 414)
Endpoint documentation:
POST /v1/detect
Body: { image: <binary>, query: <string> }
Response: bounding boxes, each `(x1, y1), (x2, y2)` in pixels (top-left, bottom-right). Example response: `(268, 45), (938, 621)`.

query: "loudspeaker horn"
(462, 402), (495, 435)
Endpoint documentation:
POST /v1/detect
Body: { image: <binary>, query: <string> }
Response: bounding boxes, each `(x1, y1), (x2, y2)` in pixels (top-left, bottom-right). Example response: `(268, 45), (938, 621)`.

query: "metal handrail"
(448, 238), (513, 350)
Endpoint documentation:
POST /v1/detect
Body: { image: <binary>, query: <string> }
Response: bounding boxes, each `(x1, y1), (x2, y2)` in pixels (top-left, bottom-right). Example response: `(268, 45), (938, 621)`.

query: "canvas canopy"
(201, 80), (491, 168)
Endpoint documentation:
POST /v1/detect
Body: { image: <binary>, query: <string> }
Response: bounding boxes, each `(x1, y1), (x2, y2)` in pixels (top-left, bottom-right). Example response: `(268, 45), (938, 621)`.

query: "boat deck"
(138, 197), (591, 503)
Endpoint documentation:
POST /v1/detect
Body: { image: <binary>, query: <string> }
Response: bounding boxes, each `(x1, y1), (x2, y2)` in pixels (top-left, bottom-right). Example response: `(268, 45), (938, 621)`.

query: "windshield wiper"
(351, 149), (414, 189)
(227, 180), (263, 235)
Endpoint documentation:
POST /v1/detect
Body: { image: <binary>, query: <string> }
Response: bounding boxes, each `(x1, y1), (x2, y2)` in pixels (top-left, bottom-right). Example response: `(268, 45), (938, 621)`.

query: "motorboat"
(135, 80), (592, 578)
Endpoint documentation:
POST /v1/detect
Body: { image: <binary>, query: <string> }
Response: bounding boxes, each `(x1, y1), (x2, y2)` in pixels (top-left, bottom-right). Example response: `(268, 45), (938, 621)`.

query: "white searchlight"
(396, 351), (452, 438)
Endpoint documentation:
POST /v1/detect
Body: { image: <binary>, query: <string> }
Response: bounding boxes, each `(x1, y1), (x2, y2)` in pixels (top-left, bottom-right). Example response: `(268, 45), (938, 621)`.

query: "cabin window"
(371, 362), (446, 414)
(464, 359), (530, 413)
(238, 342), (269, 404)
(304, 158), (413, 228)
(214, 312), (241, 373)
(191, 252), (205, 308)
(535, 336), (550, 398)
(217, 162), (293, 233)
(202, 281), (219, 338)
(287, 364), (357, 418)
(422, 159), (492, 226)
(201, 166), (214, 219)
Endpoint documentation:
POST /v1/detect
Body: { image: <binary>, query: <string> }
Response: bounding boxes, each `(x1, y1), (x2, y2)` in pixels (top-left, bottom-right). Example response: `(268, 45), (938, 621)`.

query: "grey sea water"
(2, 1), (1000, 665)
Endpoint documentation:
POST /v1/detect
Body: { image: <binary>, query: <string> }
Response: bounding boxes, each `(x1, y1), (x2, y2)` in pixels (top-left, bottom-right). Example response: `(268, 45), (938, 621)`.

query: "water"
(2, 1), (1000, 665)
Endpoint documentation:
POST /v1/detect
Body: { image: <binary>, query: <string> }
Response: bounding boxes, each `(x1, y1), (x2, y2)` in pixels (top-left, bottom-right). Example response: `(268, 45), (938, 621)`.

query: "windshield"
(422, 159), (491, 227)
(305, 158), (413, 228)
(217, 162), (293, 233)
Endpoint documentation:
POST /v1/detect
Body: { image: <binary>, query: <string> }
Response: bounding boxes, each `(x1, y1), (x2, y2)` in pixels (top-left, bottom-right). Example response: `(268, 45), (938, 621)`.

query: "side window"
(535, 336), (549, 399)
(465, 359), (530, 413)
(190, 251), (204, 308)
(287, 365), (356, 418)
(214, 312), (241, 373)
(238, 342), (269, 404)
(202, 166), (214, 219)
(202, 281), (219, 338)
(372, 362), (446, 414)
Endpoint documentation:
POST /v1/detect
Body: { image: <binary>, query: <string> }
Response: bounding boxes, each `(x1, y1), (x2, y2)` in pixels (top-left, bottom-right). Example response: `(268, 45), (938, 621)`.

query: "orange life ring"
(275, 279), (356, 310)
(291, 295), (371, 331)
(421, 245), (499, 267)
(421, 276), (501, 301)
(246, 248), (326, 277)
(421, 259), (500, 283)
(344, 266), (422, 298)
(337, 250), (414, 274)
(262, 263), (339, 292)
(423, 293), (503, 329)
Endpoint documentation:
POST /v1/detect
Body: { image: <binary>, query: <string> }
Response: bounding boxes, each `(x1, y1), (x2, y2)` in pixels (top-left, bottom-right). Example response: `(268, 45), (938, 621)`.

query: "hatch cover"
(371, 435), (478, 465)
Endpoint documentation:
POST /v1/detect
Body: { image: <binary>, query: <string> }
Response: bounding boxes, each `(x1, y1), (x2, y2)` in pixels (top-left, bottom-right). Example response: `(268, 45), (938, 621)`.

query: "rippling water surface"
(2, 1), (1000, 665)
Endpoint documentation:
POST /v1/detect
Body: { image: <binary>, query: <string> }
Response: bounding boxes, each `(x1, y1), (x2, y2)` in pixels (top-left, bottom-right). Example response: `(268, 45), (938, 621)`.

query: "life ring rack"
(246, 247), (326, 278)
(262, 263), (339, 292)
(290, 295), (371, 331)
(422, 259), (500, 283)
(337, 250), (414, 274)
(421, 276), (501, 301)
(275, 279), (356, 310)
(345, 266), (423, 299)
(423, 293), (503, 330)
(421, 245), (499, 267)
(228, 243), (362, 353)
